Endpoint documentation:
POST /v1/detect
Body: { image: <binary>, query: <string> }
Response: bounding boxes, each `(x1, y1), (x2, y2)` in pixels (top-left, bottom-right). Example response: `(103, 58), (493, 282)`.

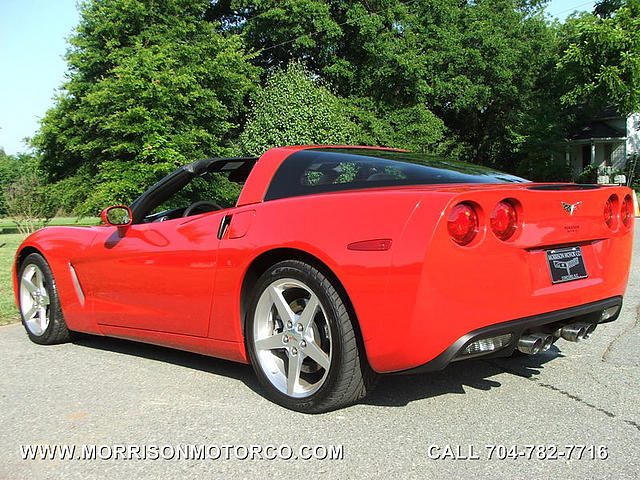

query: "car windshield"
(265, 148), (529, 201)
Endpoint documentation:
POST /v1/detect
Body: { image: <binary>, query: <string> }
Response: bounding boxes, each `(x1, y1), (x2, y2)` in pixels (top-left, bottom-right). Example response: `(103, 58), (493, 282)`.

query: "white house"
(565, 106), (640, 182)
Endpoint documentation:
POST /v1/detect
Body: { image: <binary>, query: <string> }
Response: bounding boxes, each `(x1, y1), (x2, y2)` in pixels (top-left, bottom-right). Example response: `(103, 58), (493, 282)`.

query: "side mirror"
(100, 205), (133, 227)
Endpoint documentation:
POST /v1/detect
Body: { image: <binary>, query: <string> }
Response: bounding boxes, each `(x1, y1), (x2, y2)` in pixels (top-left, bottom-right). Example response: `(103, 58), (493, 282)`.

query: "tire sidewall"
(18, 253), (63, 345)
(245, 261), (349, 411)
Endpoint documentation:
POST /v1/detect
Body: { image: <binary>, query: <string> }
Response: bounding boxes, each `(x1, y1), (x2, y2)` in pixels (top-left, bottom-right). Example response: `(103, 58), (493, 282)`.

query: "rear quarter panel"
(208, 189), (448, 357)
(367, 185), (633, 371)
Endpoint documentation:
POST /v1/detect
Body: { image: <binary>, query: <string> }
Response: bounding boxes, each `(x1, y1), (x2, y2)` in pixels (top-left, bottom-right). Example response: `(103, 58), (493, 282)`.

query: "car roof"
(237, 146), (527, 206)
(236, 146), (407, 206)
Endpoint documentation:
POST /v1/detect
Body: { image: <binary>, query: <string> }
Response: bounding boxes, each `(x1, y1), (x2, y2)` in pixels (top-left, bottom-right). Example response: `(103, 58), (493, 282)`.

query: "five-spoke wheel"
(246, 260), (375, 413)
(20, 263), (51, 336)
(253, 278), (332, 398)
(18, 253), (71, 344)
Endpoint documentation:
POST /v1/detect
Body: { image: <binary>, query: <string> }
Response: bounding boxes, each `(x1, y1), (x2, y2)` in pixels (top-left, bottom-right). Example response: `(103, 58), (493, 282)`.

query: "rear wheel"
(246, 260), (376, 413)
(18, 253), (72, 345)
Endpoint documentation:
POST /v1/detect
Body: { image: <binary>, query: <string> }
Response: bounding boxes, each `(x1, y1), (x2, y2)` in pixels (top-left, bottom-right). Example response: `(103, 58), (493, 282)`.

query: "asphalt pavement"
(1, 221), (639, 479)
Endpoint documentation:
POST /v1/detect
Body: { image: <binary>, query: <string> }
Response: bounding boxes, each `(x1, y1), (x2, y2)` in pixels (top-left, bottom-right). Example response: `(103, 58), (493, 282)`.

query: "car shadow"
(71, 333), (564, 409)
(71, 333), (264, 396)
(363, 347), (565, 407)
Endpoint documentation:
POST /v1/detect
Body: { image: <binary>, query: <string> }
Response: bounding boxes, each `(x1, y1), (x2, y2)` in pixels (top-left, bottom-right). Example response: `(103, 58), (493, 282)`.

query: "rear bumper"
(397, 296), (622, 375)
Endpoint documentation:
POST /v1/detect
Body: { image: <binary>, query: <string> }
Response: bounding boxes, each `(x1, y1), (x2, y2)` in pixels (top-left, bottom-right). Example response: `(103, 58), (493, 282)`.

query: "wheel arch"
(239, 248), (370, 364)
(13, 246), (46, 305)
(16, 246), (44, 268)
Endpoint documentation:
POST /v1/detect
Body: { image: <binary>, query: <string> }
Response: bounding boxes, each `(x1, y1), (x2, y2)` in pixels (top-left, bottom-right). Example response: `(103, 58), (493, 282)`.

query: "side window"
(149, 172), (242, 217)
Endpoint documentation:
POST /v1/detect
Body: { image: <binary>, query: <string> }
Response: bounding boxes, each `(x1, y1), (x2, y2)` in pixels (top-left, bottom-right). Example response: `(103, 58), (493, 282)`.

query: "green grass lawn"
(0, 216), (99, 231)
(0, 233), (24, 325)
(0, 216), (99, 326)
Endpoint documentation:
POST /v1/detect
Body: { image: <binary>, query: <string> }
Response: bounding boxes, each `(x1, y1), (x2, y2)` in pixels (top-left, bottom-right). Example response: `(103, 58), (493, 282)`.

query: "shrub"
(237, 63), (361, 155)
(3, 171), (58, 235)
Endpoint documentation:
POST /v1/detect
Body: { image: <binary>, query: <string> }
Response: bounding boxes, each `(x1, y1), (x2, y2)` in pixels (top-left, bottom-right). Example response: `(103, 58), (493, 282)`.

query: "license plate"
(546, 246), (588, 284)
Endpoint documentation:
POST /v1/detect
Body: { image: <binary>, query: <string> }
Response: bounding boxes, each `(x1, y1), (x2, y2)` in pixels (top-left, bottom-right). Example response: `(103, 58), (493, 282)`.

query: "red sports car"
(13, 146), (634, 412)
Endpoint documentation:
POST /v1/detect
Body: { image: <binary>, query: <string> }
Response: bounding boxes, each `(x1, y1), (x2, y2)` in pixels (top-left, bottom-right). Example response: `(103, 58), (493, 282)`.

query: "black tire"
(17, 253), (72, 345)
(246, 260), (377, 413)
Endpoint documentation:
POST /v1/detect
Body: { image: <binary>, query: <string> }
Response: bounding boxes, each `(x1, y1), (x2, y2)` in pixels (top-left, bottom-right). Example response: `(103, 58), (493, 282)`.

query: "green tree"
(422, 1), (560, 171)
(207, 0), (343, 74)
(2, 155), (59, 233)
(344, 98), (444, 153)
(0, 151), (35, 216)
(210, 1), (563, 173)
(208, 0), (433, 110)
(33, 0), (260, 214)
(557, 0), (640, 115)
(237, 63), (444, 155)
(594, 0), (625, 18)
(237, 63), (361, 155)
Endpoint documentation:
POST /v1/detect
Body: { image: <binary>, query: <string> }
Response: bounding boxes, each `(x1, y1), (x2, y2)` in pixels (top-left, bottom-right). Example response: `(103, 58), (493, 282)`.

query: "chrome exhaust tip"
(583, 323), (597, 339)
(557, 323), (594, 342)
(517, 333), (552, 355)
(539, 334), (554, 352)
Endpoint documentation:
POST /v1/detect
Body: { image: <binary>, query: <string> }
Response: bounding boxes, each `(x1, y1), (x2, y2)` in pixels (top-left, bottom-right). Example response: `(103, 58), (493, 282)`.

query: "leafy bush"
(237, 63), (361, 155)
(344, 98), (444, 153)
(515, 152), (573, 182)
(238, 62), (445, 156)
(0, 151), (32, 216)
(576, 163), (599, 184)
(3, 170), (58, 235)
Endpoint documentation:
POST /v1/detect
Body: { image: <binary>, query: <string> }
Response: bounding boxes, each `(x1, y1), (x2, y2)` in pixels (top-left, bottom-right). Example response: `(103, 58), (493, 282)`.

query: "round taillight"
(621, 194), (634, 227)
(490, 200), (518, 241)
(447, 203), (479, 245)
(604, 195), (616, 229)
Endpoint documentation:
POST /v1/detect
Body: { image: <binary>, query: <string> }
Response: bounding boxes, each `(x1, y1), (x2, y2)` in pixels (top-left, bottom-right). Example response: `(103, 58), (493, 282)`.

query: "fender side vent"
(69, 263), (85, 306)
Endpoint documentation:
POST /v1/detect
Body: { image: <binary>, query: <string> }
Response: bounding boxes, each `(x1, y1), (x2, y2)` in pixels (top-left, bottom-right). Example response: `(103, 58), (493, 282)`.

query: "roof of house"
(595, 105), (620, 120)
(569, 121), (625, 140)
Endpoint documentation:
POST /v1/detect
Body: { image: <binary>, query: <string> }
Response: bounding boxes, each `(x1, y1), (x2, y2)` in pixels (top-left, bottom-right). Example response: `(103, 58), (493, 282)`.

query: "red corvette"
(13, 146), (633, 412)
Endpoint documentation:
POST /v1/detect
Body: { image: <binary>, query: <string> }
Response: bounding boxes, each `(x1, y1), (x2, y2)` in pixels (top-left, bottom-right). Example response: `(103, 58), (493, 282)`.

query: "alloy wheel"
(252, 278), (332, 398)
(20, 264), (51, 336)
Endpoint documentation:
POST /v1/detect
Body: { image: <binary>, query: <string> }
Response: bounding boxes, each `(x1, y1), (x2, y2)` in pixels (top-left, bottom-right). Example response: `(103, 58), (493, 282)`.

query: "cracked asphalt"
(1, 221), (638, 479)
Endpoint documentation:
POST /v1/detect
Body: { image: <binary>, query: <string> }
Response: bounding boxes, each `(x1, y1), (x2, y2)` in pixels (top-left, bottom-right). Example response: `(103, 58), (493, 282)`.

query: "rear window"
(264, 148), (528, 201)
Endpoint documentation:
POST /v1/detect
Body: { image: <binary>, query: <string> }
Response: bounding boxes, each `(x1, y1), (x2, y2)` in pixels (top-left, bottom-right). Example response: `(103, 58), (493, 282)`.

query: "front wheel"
(246, 260), (376, 413)
(18, 253), (72, 345)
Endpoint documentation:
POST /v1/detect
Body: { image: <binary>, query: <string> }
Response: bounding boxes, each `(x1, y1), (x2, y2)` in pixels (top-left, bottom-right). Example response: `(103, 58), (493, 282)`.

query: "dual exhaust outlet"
(517, 322), (597, 355)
